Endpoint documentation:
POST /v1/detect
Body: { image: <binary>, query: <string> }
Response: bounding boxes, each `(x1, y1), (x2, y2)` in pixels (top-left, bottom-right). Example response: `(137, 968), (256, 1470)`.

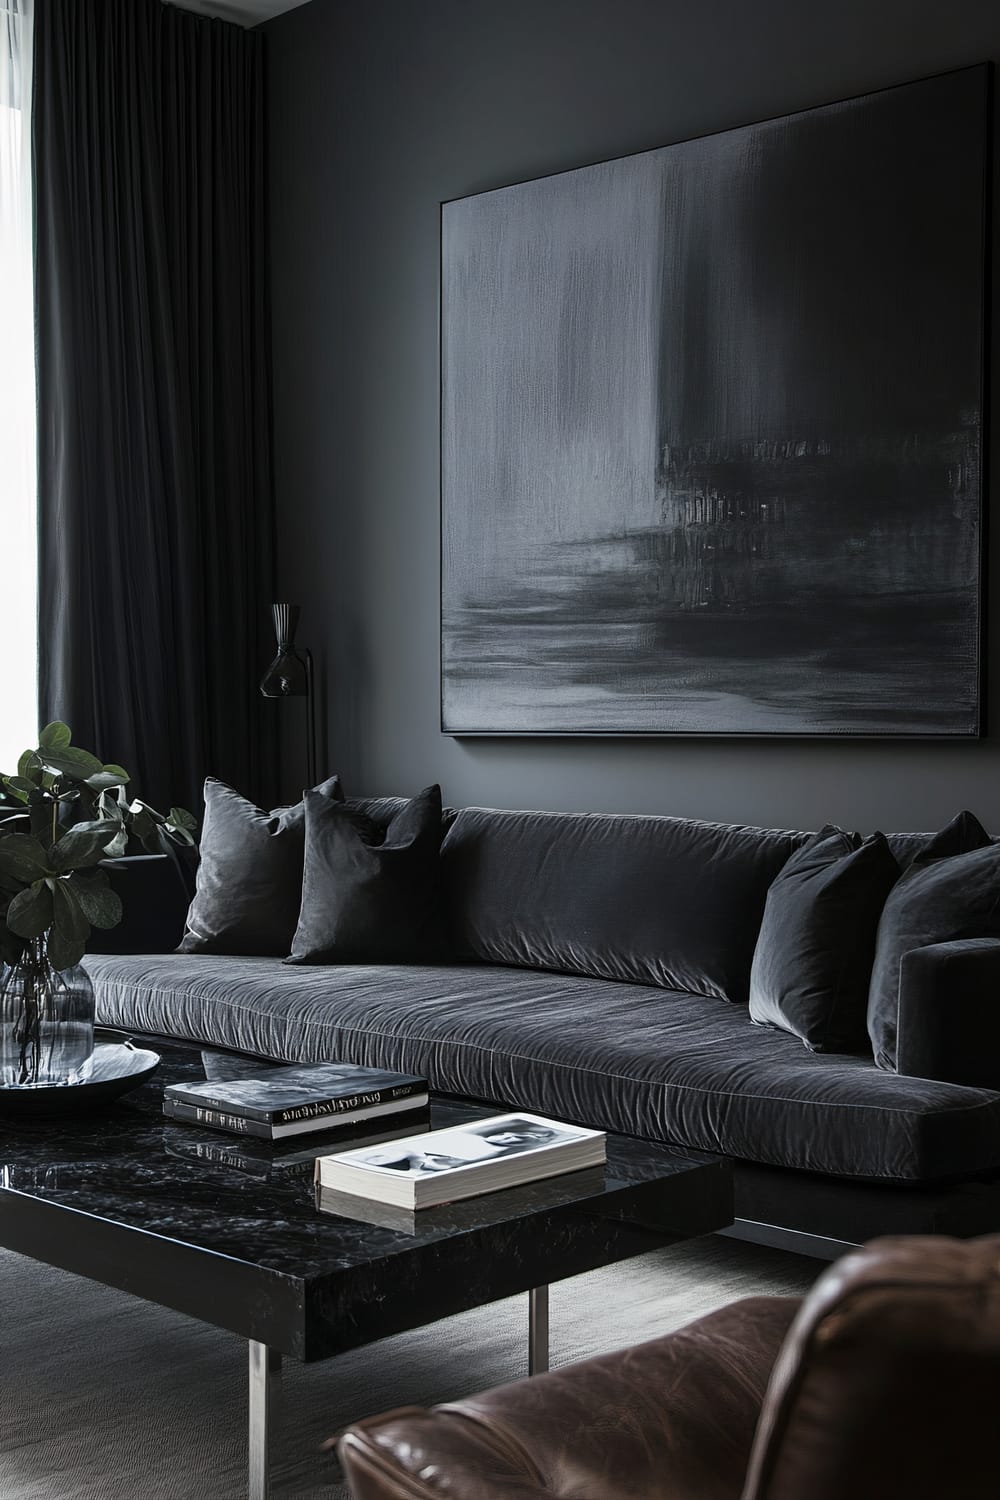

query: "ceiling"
(169, 0), (313, 26)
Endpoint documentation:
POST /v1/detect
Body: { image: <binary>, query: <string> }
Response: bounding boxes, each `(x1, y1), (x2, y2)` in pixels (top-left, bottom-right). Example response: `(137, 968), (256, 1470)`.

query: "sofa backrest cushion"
(351, 796), (459, 838)
(442, 807), (804, 1002)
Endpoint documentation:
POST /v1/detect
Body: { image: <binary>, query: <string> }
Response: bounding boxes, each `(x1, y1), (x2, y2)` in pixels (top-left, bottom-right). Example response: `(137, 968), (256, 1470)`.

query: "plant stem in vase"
(0, 937), (96, 1087)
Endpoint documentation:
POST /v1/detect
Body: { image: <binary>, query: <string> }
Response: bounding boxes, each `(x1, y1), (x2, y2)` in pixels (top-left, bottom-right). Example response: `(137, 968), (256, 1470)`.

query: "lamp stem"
(305, 649), (317, 788)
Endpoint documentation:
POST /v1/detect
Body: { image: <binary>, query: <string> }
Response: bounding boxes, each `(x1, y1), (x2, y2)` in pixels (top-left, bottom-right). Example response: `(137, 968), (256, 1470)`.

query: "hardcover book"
(162, 1091), (428, 1141)
(314, 1112), (606, 1209)
(163, 1112), (432, 1180)
(163, 1061), (427, 1124)
(316, 1164), (609, 1235)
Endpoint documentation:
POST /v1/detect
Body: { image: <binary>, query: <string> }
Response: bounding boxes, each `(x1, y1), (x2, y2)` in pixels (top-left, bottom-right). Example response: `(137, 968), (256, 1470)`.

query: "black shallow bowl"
(0, 1037), (161, 1116)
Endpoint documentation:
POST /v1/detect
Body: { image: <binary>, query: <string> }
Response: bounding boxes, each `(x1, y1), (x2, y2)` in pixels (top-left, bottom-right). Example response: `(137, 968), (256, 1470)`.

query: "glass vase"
(0, 938), (96, 1087)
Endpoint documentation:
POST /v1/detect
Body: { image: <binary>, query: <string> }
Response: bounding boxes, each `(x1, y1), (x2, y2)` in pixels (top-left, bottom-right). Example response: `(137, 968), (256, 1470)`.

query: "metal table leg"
(248, 1341), (282, 1500)
(529, 1285), (549, 1375)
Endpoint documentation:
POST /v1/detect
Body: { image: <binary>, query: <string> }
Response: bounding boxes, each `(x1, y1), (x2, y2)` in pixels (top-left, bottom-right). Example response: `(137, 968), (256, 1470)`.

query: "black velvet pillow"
(287, 784), (446, 964)
(748, 826), (900, 1053)
(179, 775), (344, 956)
(868, 811), (996, 1072)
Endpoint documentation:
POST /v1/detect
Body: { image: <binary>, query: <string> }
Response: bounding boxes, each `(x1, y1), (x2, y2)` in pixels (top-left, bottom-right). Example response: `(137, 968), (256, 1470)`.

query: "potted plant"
(0, 723), (196, 1088)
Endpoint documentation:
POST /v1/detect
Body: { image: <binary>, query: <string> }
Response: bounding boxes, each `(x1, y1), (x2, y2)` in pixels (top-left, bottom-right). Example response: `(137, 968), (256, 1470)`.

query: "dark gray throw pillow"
(287, 784), (446, 964)
(748, 826), (900, 1053)
(867, 811), (996, 1072)
(179, 775), (344, 956)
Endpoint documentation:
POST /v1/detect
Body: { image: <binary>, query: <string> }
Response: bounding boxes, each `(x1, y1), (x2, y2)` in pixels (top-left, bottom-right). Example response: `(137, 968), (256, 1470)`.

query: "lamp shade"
(260, 603), (308, 698)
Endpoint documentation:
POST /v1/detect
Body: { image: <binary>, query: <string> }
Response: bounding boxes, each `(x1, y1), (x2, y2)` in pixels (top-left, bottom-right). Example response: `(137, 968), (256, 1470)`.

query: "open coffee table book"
(315, 1112), (607, 1208)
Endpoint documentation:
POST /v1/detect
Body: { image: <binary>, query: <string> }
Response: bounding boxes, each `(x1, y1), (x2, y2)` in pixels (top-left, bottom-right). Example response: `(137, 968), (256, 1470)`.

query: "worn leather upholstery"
(743, 1234), (1000, 1500)
(338, 1297), (799, 1500)
(338, 1234), (1000, 1500)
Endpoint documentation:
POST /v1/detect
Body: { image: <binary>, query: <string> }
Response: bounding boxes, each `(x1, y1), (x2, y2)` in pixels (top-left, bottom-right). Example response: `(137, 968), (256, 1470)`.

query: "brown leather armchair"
(337, 1234), (1000, 1500)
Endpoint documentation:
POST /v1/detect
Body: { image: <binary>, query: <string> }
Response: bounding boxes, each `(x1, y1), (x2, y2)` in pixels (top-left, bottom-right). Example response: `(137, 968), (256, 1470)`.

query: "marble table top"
(0, 1032), (732, 1360)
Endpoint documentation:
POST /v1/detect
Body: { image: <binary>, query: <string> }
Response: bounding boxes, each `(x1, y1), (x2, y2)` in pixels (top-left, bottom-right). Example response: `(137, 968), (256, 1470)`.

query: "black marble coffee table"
(0, 1033), (732, 1499)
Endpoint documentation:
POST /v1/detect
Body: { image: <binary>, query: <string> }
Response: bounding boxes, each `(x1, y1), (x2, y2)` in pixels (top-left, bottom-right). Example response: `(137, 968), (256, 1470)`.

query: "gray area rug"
(0, 1236), (819, 1498)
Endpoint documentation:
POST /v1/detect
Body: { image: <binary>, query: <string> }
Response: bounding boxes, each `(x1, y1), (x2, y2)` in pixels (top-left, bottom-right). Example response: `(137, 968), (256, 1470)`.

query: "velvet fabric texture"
(179, 777), (343, 956)
(33, 0), (276, 814)
(896, 939), (1000, 1090)
(442, 808), (803, 1002)
(749, 827), (900, 1053)
(288, 785), (446, 964)
(868, 812), (996, 1072)
(85, 950), (1000, 1184)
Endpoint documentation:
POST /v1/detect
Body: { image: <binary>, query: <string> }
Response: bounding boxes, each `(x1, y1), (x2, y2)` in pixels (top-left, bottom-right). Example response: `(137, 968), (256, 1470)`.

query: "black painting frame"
(439, 64), (992, 740)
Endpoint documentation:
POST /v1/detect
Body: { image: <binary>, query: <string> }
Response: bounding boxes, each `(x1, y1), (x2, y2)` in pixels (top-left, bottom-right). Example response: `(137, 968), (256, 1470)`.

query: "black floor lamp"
(259, 603), (317, 788)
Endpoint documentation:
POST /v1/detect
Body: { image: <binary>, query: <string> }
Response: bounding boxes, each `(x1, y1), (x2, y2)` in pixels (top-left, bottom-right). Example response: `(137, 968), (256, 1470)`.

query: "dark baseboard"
(719, 1217), (859, 1261)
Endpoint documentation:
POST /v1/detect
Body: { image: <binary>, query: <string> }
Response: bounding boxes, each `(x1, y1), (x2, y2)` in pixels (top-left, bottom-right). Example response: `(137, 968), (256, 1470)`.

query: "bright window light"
(0, 0), (37, 774)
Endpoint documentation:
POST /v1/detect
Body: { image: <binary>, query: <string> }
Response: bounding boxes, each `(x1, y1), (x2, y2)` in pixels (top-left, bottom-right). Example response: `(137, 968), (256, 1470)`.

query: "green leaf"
(163, 828), (196, 849)
(84, 768), (130, 791)
(98, 791), (124, 822)
(50, 821), (119, 873)
(5, 777), (37, 795)
(17, 750), (42, 784)
(168, 806), (198, 833)
(70, 870), (122, 930)
(129, 808), (155, 842)
(37, 745), (104, 781)
(129, 799), (166, 824)
(100, 827), (129, 859)
(0, 834), (50, 883)
(6, 880), (54, 939)
(38, 722), (72, 751)
(48, 880), (90, 970)
(132, 814), (171, 854)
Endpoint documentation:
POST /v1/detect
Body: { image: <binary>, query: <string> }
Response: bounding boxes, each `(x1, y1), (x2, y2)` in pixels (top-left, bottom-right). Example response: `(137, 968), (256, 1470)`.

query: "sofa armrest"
(338, 1296), (799, 1500)
(88, 854), (192, 955)
(897, 940), (1000, 1089)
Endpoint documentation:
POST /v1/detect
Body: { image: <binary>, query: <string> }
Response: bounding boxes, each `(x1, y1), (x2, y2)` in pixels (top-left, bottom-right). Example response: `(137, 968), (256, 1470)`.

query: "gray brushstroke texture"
(442, 70), (984, 735)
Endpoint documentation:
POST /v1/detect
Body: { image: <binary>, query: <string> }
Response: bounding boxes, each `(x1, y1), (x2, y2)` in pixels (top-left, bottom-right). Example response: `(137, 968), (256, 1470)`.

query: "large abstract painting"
(441, 66), (988, 736)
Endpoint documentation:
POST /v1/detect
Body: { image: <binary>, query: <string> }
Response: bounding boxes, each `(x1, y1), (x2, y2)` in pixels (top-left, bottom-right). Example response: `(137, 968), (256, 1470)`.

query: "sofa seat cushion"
(84, 954), (1000, 1186)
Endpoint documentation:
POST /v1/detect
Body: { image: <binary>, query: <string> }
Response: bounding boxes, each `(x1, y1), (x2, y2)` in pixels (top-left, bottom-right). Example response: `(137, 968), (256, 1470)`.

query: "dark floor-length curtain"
(34, 0), (278, 818)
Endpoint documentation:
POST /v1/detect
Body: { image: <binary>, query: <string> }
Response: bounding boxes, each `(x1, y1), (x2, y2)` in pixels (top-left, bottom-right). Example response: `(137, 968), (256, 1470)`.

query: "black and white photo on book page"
(355, 1117), (585, 1176)
(315, 1112), (607, 1209)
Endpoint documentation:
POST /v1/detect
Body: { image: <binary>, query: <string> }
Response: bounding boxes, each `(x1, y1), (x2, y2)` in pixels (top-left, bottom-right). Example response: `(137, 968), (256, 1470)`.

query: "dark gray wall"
(265, 0), (1000, 830)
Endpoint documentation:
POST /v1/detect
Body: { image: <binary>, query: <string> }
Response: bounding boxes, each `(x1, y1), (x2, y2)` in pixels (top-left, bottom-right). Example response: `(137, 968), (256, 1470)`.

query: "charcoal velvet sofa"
(85, 800), (1000, 1258)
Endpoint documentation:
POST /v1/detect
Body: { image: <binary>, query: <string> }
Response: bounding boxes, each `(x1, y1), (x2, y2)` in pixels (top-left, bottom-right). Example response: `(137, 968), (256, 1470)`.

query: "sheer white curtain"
(0, 0), (36, 772)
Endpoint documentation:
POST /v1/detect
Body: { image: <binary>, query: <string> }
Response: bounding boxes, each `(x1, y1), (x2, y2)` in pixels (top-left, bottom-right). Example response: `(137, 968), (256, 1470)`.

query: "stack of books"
(164, 1121), (437, 1182)
(314, 1111), (606, 1210)
(162, 1061), (428, 1143)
